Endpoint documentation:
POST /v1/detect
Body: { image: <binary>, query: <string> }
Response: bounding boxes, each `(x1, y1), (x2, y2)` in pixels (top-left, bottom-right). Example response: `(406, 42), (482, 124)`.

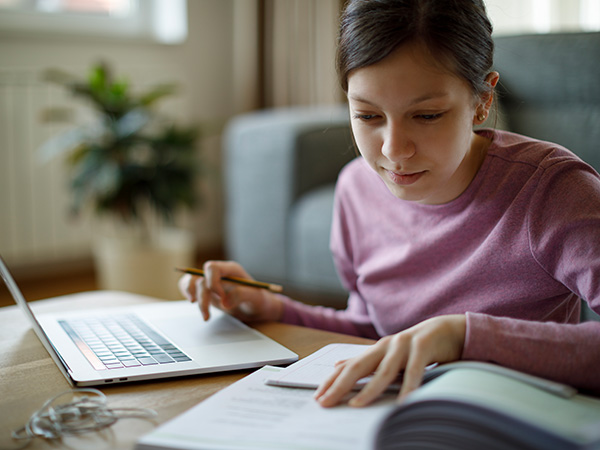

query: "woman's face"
(347, 43), (493, 205)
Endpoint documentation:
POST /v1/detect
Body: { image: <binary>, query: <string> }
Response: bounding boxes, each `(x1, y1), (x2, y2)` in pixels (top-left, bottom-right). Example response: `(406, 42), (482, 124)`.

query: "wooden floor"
(0, 268), (98, 308)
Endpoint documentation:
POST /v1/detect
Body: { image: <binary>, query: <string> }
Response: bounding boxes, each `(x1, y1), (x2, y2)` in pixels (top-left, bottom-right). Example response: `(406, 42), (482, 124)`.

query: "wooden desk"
(0, 293), (373, 449)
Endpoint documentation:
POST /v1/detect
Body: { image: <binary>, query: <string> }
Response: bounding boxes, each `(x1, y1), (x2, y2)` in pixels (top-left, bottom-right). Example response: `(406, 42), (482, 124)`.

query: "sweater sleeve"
(527, 159), (600, 309)
(280, 295), (379, 339)
(463, 157), (600, 394)
(463, 312), (600, 394)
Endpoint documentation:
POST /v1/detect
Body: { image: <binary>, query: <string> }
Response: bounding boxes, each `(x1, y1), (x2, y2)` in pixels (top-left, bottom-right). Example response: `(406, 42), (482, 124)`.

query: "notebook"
(0, 254), (298, 386)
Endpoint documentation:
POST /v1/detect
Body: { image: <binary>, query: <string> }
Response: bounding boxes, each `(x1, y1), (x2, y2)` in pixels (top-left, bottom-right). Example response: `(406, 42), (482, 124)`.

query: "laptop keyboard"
(59, 314), (192, 371)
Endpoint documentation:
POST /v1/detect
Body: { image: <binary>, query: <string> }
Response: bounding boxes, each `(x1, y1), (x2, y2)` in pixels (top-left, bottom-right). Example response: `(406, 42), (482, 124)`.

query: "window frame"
(0, 0), (187, 44)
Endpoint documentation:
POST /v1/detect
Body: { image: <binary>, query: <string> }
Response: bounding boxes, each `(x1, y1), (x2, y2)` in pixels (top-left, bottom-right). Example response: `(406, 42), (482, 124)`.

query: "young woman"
(180, 0), (600, 407)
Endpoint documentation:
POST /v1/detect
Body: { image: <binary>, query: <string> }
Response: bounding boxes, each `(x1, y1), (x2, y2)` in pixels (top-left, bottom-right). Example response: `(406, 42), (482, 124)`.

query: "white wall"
(0, 1), (235, 267)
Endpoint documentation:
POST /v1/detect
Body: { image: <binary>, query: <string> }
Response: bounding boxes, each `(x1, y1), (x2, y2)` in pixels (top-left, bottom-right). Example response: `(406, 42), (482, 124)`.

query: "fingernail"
(317, 394), (331, 406)
(239, 303), (254, 315)
(348, 396), (365, 407)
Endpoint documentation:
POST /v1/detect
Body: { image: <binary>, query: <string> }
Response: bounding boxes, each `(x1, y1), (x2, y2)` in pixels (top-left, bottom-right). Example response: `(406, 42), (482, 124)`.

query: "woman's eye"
(353, 114), (379, 121)
(418, 113), (443, 121)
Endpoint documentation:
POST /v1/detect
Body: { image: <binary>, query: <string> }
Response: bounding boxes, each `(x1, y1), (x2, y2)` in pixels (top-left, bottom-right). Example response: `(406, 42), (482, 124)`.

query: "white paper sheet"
(265, 343), (396, 390)
(136, 365), (396, 450)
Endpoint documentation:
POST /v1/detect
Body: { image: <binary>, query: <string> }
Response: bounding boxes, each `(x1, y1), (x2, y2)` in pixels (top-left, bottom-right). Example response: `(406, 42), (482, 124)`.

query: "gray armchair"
(224, 105), (353, 305)
(224, 32), (600, 319)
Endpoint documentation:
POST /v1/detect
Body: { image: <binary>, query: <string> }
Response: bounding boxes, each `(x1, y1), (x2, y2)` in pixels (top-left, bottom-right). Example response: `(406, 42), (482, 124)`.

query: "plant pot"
(93, 227), (196, 300)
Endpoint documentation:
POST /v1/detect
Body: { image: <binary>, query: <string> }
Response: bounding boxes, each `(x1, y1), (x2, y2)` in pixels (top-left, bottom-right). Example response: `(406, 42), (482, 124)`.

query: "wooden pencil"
(175, 267), (283, 293)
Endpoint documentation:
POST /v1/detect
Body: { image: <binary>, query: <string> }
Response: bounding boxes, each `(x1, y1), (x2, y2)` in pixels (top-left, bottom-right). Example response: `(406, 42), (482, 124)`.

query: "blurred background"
(1, 0), (599, 305)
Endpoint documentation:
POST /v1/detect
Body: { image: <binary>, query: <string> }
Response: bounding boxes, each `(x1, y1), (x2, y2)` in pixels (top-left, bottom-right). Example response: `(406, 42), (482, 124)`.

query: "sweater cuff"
(279, 294), (305, 326)
(462, 311), (491, 361)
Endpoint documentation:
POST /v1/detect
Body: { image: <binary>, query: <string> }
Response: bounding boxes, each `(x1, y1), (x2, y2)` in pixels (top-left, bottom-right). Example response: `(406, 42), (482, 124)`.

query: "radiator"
(0, 68), (93, 267)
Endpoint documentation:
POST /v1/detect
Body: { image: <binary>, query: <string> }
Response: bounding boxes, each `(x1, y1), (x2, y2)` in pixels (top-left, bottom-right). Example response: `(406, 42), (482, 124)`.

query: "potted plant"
(40, 62), (200, 299)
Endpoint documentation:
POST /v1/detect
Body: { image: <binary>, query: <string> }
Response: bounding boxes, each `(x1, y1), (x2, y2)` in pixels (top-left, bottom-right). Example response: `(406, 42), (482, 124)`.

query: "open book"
(137, 344), (600, 450)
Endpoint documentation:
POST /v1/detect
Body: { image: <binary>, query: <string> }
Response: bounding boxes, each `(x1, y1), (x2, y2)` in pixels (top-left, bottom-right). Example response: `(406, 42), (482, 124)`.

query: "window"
(486, 0), (600, 35)
(0, 0), (133, 15)
(0, 0), (187, 44)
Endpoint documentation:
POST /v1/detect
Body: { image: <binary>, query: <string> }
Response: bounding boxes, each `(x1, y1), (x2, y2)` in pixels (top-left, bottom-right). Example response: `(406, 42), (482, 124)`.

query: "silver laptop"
(0, 255), (298, 386)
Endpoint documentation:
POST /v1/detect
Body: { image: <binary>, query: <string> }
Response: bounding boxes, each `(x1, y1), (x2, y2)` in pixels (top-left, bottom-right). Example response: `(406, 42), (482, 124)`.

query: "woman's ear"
(483, 71), (500, 110)
(474, 71), (500, 125)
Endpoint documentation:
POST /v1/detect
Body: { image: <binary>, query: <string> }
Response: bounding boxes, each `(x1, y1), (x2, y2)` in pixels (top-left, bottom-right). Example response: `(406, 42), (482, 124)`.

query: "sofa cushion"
(224, 105), (351, 284)
(288, 184), (345, 295)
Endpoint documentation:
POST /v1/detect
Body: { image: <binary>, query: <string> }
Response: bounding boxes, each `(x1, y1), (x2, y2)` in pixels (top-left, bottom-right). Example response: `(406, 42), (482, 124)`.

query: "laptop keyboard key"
(153, 354), (175, 364)
(105, 362), (125, 369)
(137, 357), (159, 365)
(121, 359), (142, 367)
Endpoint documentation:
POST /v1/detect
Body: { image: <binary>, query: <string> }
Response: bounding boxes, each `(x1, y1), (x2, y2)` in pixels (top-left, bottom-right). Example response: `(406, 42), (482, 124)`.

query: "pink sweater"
(281, 129), (600, 393)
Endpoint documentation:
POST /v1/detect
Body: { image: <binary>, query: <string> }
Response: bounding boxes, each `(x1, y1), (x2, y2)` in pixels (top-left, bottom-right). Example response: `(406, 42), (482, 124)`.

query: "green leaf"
(88, 64), (109, 95)
(138, 83), (178, 107)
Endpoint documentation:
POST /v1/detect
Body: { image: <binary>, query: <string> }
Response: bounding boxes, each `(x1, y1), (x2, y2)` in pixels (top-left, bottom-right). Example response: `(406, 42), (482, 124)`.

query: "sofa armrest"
(224, 105), (353, 283)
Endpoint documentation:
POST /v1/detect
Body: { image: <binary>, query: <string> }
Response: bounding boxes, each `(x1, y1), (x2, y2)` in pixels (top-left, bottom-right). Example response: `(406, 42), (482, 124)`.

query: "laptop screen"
(0, 254), (70, 378)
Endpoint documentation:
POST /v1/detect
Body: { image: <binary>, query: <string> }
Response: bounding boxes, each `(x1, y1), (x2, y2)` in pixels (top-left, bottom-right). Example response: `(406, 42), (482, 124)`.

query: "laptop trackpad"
(155, 313), (262, 348)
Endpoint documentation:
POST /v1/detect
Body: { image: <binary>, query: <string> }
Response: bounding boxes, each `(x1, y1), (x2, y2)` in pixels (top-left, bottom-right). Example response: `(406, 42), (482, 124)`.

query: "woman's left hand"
(314, 314), (466, 407)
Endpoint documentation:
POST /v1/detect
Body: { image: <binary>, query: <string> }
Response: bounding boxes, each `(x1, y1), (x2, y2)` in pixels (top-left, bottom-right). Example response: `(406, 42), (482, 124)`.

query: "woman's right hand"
(178, 260), (284, 323)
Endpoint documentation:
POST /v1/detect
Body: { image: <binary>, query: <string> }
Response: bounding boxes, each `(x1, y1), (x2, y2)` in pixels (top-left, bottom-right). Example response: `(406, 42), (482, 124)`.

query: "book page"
(265, 343), (424, 391)
(136, 365), (396, 450)
(265, 343), (372, 389)
(266, 343), (577, 399)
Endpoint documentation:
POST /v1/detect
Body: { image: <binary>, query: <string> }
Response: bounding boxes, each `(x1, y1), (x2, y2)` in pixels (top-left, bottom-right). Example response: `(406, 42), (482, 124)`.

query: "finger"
(198, 276), (212, 321)
(348, 338), (407, 407)
(178, 274), (195, 302)
(398, 343), (429, 401)
(190, 275), (201, 303)
(316, 366), (362, 407)
(212, 283), (243, 315)
(203, 261), (227, 301)
(316, 350), (383, 407)
(314, 362), (346, 401)
(314, 359), (350, 400)
(221, 283), (239, 310)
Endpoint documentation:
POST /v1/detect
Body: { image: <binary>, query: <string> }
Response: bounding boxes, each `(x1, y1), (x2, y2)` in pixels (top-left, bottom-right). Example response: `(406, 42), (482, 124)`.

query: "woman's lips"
(387, 170), (425, 185)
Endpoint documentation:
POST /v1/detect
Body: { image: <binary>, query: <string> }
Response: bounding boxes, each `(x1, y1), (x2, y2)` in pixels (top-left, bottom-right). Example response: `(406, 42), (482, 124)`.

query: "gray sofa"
(223, 32), (600, 319)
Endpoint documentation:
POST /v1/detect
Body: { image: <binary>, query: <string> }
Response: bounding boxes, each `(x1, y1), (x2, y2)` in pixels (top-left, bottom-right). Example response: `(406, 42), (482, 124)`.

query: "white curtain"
(232, 0), (344, 113)
(263, 0), (342, 107)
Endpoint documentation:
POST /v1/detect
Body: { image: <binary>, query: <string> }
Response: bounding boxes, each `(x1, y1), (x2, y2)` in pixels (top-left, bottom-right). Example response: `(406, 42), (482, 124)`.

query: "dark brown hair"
(337, 0), (494, 98)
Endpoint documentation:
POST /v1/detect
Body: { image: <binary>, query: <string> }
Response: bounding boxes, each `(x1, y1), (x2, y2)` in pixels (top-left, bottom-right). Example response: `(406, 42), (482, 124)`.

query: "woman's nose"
(381, 122), (416, 161)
